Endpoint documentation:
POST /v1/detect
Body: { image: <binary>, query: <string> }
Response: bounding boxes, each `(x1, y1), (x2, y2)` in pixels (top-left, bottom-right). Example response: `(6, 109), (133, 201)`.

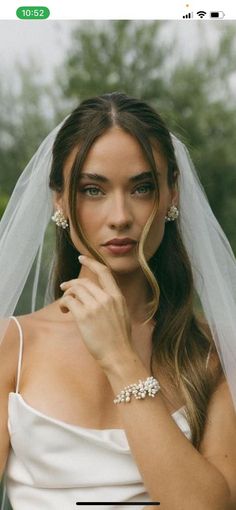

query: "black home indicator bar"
(76, 503), (160, 506)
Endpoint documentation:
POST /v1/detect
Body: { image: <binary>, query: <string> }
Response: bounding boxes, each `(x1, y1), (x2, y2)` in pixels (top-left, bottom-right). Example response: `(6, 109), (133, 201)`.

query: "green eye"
(82, 187), (102, 196)
(134, 183), (155, 194)
(80, 182), (155, 198)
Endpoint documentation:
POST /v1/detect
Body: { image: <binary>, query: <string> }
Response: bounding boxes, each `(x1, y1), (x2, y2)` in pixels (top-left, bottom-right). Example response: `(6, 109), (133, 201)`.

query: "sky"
(0, 20), (228, 84)
(0, 21), (75, 82)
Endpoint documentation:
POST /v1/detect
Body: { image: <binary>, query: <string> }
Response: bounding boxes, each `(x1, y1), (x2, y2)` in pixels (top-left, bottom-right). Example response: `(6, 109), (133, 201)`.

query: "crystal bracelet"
(113, 376), (161, 404)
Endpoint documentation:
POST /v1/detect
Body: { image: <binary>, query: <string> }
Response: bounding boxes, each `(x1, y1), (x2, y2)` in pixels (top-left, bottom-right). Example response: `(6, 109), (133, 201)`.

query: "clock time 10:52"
(16, 6), (50, 19)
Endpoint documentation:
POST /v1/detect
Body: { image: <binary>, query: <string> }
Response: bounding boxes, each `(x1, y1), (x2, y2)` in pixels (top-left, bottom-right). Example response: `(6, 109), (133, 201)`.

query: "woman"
(0, 92), (235, 509)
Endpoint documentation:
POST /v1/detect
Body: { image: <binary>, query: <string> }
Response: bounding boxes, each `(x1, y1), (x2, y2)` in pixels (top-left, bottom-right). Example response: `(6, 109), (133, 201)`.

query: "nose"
(108, 192), (133, 230)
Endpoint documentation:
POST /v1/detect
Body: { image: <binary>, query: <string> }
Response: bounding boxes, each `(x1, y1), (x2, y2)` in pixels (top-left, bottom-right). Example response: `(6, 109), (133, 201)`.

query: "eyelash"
(79, 183), (155, 198)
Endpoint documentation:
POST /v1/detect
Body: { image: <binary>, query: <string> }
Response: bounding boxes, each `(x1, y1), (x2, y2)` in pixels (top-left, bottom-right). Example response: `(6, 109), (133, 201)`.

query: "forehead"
(63, 126), (168, 178)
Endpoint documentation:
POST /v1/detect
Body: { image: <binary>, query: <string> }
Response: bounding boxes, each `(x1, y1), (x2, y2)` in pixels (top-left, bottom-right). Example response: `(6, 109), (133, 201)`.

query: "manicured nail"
(78, 255), (85, 263)
(60, 282), (66, 288)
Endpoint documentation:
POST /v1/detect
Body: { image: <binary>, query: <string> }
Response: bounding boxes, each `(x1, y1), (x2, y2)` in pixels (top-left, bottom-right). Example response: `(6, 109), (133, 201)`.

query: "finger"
(78, 256), (120, 295)
(59, 294), (83, 315)
(61, 278), (108, 302)
(63, 284), (97, 307)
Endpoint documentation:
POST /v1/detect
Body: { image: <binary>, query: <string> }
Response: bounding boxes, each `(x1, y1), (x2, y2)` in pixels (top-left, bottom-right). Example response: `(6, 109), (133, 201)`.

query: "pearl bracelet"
(113, 376), (161, 404)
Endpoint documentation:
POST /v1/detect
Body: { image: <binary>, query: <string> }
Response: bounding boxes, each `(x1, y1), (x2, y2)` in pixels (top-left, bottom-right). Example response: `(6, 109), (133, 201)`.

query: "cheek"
(77, 206), (99, 231)
(77, 195), (106, 226)
(68, 201), (106, 254)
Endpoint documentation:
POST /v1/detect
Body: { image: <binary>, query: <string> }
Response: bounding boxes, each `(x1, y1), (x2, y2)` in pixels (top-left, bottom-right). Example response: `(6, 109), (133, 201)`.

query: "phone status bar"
(0, 1), (235, 20)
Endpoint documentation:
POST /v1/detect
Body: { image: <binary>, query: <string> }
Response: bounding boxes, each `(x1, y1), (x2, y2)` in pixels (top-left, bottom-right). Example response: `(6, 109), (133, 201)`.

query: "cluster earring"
(51, 208), (69, 229)
(165, 205), (179, 222)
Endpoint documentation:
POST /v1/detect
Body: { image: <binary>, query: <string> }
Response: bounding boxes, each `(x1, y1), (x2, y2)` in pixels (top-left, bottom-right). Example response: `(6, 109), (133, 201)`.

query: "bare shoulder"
(11, 302), (79, 364)
(0, 311), (45, 391)
(0, 318), (23, 392)
(0, 301), (68, 366)
(13, 299), (73, 336)
(200, 378), (236, 507)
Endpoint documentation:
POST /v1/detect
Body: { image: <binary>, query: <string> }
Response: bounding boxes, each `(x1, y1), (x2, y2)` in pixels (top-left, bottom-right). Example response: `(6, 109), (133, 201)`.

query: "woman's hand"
(59, 255), (133, 368)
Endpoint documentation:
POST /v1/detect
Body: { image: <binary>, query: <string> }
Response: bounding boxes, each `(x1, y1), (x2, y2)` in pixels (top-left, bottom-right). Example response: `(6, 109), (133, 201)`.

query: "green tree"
(55, 21), (236, 252)
(57, 21), (172, 104)
(0, 58), (56, 196)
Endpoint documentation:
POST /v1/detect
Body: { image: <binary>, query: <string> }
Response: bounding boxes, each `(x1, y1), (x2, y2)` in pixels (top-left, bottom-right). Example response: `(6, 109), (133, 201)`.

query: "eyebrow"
(78, 171), (159, 183)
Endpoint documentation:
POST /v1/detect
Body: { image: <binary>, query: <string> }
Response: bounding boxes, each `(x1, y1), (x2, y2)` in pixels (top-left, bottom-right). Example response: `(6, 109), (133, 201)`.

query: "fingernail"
(60, 282), (66, 288)
(78, 255), (85, 263)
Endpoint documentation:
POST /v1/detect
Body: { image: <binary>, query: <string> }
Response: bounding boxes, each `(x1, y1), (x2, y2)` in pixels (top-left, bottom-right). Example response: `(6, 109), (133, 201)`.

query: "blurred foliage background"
(1, 21), (236, 251)
(0, 21), (236, 312)
(0, 20), (236, 507)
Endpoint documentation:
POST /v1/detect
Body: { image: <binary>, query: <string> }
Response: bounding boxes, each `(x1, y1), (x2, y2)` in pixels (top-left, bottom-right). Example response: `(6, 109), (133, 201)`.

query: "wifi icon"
(197, 10), (207, 18)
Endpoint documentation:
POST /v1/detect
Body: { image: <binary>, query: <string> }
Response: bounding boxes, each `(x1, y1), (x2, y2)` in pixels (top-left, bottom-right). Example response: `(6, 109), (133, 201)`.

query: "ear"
(170, 184), (179, 207)
(52, 191), (66, 213)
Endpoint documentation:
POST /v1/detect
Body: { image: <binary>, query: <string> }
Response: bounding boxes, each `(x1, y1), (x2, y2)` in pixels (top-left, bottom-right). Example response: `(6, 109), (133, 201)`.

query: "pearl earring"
(51, 208), (69, 229)
(165, 205), (179, 222)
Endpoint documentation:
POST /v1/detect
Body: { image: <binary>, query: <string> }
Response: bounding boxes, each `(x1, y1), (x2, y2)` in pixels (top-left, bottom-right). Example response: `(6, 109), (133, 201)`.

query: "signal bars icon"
(183, 12), (193, 18)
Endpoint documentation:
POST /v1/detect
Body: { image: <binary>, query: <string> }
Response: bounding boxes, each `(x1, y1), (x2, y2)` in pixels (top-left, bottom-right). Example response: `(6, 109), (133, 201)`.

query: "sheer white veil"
(0, 120), (66, 342)
(1, 114), (236, 406)
(1, 109), (236, 508)
(173, 135), (236, 407)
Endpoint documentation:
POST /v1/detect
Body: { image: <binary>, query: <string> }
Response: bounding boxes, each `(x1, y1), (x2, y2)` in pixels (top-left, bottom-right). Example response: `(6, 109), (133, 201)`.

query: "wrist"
(100, 348), (151, 391)
(99, 344), (139, 369)
(99, 346), (138, 373)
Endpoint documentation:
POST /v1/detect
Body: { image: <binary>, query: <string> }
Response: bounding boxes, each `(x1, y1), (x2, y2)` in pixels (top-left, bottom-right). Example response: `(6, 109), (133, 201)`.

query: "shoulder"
(0, 317), (24, 392)
(9, 301), (77, 350)
(12, 300), (66, 333)
(0, 313), (43, 382)
(200, 378), (236, 506)
(18, 299), (73, 326)
(0, 303), (59, 367)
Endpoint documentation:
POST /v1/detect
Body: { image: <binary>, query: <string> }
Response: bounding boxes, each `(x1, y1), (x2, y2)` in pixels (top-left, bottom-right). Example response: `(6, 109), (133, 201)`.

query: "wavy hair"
(49, 92), (223, 448)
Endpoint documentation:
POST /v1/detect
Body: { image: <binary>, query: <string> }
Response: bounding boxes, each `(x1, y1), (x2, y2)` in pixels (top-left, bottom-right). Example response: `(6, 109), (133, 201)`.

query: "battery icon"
(210, 11), (225, 18)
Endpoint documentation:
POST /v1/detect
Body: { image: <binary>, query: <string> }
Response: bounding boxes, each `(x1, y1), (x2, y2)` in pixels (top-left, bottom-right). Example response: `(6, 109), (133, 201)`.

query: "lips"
(103, 238), (137, 246)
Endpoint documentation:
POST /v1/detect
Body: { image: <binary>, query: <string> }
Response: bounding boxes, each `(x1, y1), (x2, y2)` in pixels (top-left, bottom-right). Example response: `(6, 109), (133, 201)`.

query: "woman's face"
(57, 126), (178, 275)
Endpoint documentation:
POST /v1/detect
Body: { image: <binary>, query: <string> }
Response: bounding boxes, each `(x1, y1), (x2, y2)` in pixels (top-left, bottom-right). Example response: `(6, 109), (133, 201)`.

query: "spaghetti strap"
(9, 316), (24, 394)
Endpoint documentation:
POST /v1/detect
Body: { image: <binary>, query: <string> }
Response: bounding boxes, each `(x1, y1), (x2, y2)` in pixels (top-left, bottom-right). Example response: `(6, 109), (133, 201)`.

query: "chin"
(105, 257), (142, 274)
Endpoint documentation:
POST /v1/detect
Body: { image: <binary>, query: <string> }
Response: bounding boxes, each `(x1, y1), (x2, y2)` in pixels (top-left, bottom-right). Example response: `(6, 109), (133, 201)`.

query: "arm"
(0, 320), (19, 480)
(59, 257), (235, 510)
(102, 350), (235, 510)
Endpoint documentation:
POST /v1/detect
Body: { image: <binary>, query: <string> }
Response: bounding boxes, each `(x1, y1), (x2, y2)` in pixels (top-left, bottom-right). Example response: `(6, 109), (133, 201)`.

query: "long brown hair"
(49, 92), (223, 448)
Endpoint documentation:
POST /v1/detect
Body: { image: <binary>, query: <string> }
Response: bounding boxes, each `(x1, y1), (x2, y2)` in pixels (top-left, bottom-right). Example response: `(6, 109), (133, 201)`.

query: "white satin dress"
(3, 316), (192, 510)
